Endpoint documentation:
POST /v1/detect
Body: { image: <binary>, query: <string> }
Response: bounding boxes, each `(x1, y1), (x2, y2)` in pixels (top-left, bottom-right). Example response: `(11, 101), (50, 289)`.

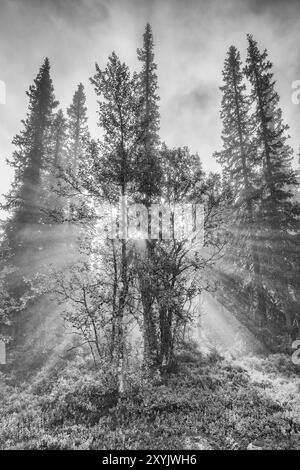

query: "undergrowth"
(0, 346), (299, 450)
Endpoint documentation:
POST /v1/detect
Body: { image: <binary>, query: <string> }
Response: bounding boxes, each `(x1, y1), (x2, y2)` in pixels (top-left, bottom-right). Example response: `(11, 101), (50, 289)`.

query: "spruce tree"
(64, 84), (90, 225)
(245, 35), (300, 337)
(216, 46), (256, 201)
(136, 23), (161, 202)
(43, 109), (68, 225)
(51, 109), (67, 168)
(3, 58), (58, 257)
(66, 83), (89, 174)
(215, 45), (266, 323)
(135, 24), (162, 369)
(245, 35), (297, 216)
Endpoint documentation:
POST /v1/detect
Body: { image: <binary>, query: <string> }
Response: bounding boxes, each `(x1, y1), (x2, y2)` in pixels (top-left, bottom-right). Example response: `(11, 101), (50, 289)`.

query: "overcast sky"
(1, 0), (300, 212)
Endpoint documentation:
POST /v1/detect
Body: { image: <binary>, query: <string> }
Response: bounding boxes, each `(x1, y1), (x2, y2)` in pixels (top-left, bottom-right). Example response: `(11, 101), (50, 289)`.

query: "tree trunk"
(140, 273), (158, 370)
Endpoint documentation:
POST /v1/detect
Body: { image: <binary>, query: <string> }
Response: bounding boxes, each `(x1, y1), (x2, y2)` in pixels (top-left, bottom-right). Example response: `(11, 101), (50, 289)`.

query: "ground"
(0, 344), (299, 450)
(0, 292), (299, 450)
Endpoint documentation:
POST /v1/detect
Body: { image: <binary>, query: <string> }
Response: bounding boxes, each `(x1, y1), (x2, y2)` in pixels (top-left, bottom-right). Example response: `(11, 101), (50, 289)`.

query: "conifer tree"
(245, 35), (300, 336)
(66, 83), (89, 174)
(43, 109), (68, 224)
(215, 45), (266, 323)
(245, 35), (297, 216)
(216, 46), (256, 201)
(64, 84), (90, 223)
(3, 58), (58, 258)
(135, 24), (162, 369)
(136, 23), (161, 202)
(51, 109), (67, 168)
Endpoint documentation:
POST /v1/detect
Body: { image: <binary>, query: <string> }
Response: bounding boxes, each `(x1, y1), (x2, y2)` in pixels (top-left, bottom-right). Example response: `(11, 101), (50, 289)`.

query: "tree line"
(0, 26), (299, 390)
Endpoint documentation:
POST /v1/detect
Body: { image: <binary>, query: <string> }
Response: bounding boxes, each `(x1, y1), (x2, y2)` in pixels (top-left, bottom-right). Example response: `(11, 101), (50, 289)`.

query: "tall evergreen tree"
(216, 46), (256, 201)
(51, 109), (67, 168)
(0, 58), (58, 344)
(43, 109), (68, 225)
(215, 45), (265, 323)
(135, 24), (162, 369)
(136, 23), (161, 202)
(64, 84), (90, 222)
(66, 83), (89, 174)
(245, 35), (300, 337)
(3, 58), (58, 256)
(245, 35), (296, 216)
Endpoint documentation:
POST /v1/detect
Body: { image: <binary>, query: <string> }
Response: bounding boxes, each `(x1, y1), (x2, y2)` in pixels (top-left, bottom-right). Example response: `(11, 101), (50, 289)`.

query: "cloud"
(0, 0), (300, 216)
(246, 0), (300, 15)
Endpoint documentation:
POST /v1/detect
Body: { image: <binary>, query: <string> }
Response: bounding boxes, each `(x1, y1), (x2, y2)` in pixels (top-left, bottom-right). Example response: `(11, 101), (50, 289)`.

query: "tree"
(90, 52), (142, 392)
(43, 109), (68, 225)
(66, 83), (90, 175)
(2, 58), (58, 293)
(136, 23), (161, 202)
(148, 145), (226, 368)
(51, 109), (68, 168)
(214, 45), (265, 324)
(63, 83), (90, 229)
(216, 46), (256, 199)
(245, 35), (300, 338)
(4, 57), (58, 234)
(135, 24), (162, 370)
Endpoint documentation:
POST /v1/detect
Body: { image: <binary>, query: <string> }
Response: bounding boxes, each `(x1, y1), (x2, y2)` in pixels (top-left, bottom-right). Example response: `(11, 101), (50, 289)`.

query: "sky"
(1, 0), (300, 213)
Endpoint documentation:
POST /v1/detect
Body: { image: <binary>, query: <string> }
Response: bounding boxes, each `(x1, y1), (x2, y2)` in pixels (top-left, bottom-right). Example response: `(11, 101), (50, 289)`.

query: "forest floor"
(0, 344), (299, 450)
